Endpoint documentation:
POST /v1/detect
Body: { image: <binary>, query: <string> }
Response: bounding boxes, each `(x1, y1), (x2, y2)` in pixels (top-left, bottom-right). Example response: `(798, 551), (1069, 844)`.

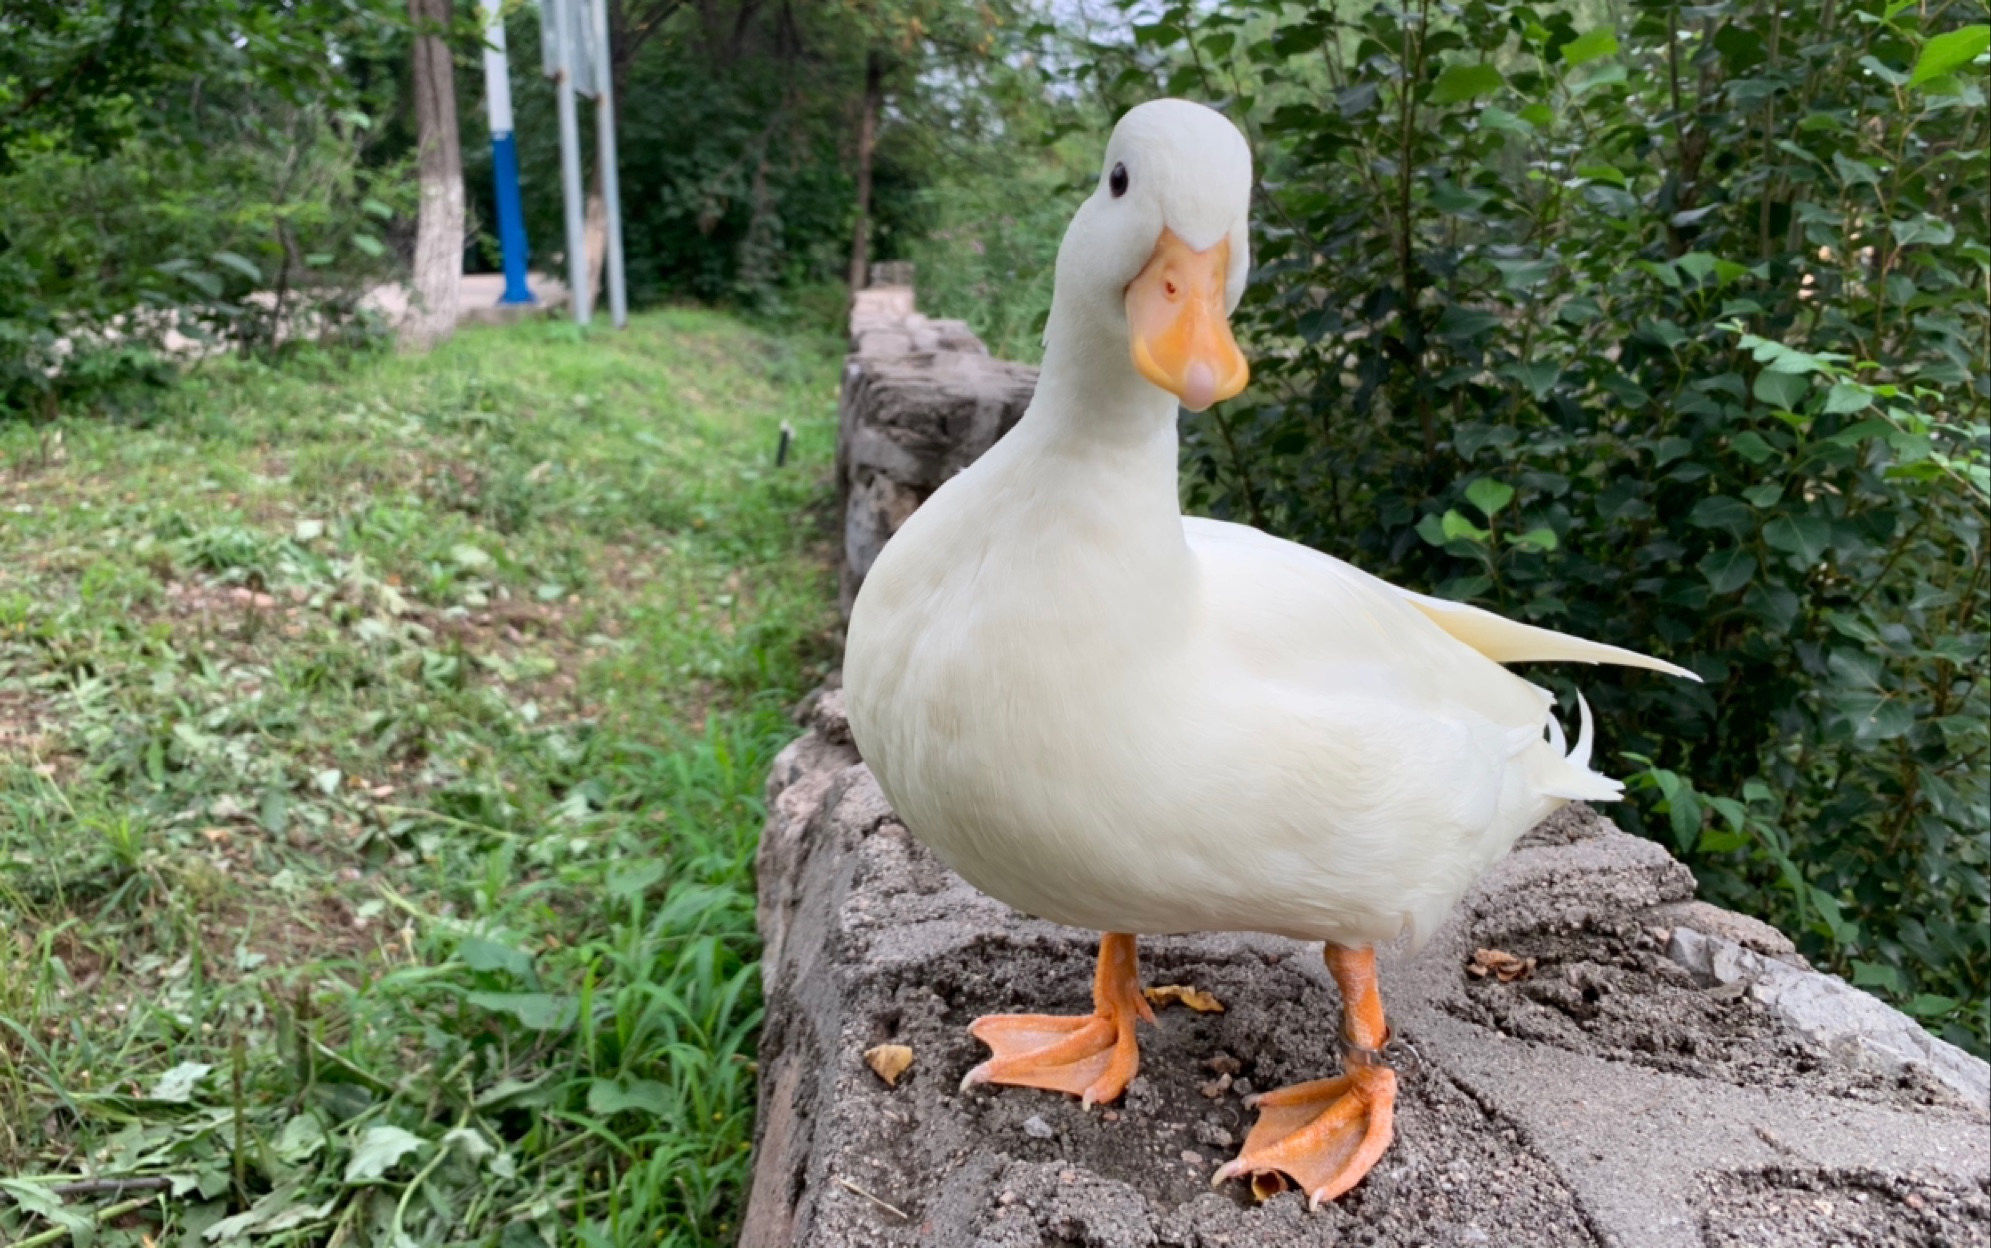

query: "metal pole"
(480, 0), (534, 304)
(552, 0), (590, 325)
(590, 0), (627, 328)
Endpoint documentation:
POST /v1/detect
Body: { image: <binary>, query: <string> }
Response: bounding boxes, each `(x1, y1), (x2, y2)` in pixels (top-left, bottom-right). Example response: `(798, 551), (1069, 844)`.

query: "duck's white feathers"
(846, 411), (1656, 951)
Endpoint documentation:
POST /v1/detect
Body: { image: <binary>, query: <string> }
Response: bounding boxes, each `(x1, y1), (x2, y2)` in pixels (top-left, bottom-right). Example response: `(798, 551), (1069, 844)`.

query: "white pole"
(479, 0), (534, 303)
(552, 0), (590, 325)
(590, 0), (627, 328)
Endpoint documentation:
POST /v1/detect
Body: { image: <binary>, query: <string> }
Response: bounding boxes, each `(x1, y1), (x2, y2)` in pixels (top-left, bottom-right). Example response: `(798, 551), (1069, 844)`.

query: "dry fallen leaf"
(864, 1043), (914, 1087)
(1468, 947), (1537, 983)
(1144, 984), (1226, 1013)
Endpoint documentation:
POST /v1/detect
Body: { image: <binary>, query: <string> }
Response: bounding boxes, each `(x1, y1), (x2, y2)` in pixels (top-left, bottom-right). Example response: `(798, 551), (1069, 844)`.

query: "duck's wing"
(1180, 516), (1645, 807)
(1183, 516), (1693, 679)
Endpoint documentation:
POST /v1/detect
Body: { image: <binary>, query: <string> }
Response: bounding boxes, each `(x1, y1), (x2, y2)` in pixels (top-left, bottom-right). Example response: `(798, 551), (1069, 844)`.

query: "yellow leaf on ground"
(1144, 984), (1226, 1013)
(864, 1043), (914, 1087)
(1468, 948), (1537, 983)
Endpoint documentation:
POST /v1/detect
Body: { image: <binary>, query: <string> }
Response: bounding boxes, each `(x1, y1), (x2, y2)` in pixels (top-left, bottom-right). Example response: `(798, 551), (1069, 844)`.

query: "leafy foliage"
(1069, 0), (1989, 1051)
(0, 0), (415, 418)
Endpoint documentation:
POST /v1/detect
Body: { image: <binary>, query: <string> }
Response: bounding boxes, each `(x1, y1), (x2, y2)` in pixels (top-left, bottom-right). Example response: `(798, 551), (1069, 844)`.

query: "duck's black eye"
(1109, 162), (1129, 198)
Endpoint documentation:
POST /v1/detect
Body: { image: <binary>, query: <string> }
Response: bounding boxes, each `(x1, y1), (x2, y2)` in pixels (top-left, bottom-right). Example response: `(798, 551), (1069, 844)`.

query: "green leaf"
(1436, 306), (1503, 337)
(1832, 152), (1882, 186)
(1668, 785), (1703, 851)
(1688, 496), (1754, 534)
(1557, 295), (1602, 325)
(1430, 62), (1505, 104)
(1909, 24), (1989, 86)
(1572, 63), (1627, 93)
(1823, 383), (1873, 415)
(1905, 994), (1962, 1018)
(1479, 106), (1532, 133)
(1890, 215), (1956, 247)
(1741, 484), (1783, 507)
(1731, 431), (1777, 464)
(1415, 513), (1451, 548)
(211, 250), (262, 282)
(1763, 515), (1831, 565)
(1500, 361), (1560, 398)
(1491, 258), (1556, 290)
(1465, 478), (1516, 518)
(1440, 509), (1491, 542)
(275, 1114), (328, 1165)
(344, 1126), (428, 1183)
(1562, 28), (1621, 67)
(587, 1077), (672, 1116)
(466, 991), (574, 1031)
(1752, 370), (1811, 410)
(1511, 527), (1559, 551)
(1852, 960), (1907, 993)
(607, 860), (667, 899)
(1699, 548), (1758, 595)
(1860, 54), (1910, 87)
(0, 1182), (95, 1248)
(459, 936), (535, 979)
(150, 1061), (214, 1103)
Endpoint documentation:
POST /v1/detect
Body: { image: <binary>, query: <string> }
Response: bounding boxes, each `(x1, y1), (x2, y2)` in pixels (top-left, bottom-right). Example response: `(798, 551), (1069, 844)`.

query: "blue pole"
(481, 0), (535, 305)
(490, 131), (533, 304)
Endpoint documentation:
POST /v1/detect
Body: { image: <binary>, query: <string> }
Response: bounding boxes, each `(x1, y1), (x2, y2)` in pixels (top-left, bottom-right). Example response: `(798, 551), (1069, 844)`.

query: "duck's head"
(1047, 99), (1252, 413)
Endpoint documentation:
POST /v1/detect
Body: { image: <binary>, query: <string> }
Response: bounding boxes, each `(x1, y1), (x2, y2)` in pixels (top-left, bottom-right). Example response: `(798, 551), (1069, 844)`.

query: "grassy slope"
(0, 310), (840, 1247)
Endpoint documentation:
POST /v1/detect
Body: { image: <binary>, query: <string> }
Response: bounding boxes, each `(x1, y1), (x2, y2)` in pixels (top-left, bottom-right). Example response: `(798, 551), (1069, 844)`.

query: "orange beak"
(1125, 228), (1249, 412)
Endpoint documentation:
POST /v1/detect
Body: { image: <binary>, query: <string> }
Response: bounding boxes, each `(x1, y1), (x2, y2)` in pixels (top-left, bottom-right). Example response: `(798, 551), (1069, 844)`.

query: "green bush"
(1073, 0), (1989, 1051)
(0, 0), (414, 420)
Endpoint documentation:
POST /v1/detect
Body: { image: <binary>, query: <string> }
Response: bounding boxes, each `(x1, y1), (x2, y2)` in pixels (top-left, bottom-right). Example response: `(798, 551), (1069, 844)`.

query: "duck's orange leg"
(1213, 943), (1398, 1208)
(961, 932), (1154, 1108)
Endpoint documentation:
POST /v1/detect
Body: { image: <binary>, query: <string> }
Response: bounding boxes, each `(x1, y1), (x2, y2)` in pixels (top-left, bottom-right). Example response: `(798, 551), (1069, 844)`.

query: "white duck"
(844, 98), (1694, 1207)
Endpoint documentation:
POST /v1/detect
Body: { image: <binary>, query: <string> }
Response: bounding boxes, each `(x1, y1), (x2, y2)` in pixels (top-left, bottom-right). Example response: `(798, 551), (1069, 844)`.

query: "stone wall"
(833, 276), (1038, 615)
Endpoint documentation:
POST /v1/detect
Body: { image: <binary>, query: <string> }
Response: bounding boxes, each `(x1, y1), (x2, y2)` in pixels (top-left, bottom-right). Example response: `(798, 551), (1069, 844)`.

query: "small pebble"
(1199, 1073), (1232, 1099)
(1102, 1110), (1120, 1123)
(1194, 1121), (1234, 1148)
(1205, 1053), (1242, 1076)
(1022, 1115), (1055, 1140)
(1181, 1150), (1204, 1166)
(1233, 1079), (1254, 1097)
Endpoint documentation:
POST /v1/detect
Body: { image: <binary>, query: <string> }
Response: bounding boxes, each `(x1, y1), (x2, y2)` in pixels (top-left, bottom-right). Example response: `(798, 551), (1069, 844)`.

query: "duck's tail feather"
(1396, 588), (1700, 681)
(1541, 691), (1621, 802)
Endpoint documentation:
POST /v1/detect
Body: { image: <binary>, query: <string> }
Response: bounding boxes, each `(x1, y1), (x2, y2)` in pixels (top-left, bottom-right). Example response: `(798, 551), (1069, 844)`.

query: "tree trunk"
(846, 49), (884, 296)
(406, 0), (464, 350)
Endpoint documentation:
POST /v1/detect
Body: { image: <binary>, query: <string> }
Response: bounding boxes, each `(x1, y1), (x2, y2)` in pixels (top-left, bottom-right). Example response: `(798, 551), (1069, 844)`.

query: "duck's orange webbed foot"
(1213, 944), (1398, 1207)
(960, 931), (1153, 1108)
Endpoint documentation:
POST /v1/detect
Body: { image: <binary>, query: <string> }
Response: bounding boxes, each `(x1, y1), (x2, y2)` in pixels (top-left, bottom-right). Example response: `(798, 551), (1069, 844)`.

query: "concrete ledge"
(743, 691), (1991, 1248)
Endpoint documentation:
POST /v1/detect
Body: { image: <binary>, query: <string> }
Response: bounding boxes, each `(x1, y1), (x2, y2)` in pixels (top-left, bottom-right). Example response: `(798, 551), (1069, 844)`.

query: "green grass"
(0, 310), (842, 1247)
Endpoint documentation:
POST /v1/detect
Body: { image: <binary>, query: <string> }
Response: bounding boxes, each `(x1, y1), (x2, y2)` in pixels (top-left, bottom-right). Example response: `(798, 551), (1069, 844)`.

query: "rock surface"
(833, 286), (1038, 614)
(743, 690), (1991, 1248)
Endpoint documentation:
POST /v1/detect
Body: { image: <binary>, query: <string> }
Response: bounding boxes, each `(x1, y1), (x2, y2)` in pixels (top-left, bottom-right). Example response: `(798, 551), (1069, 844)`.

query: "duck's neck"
(1013, 299), (1186, 526)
